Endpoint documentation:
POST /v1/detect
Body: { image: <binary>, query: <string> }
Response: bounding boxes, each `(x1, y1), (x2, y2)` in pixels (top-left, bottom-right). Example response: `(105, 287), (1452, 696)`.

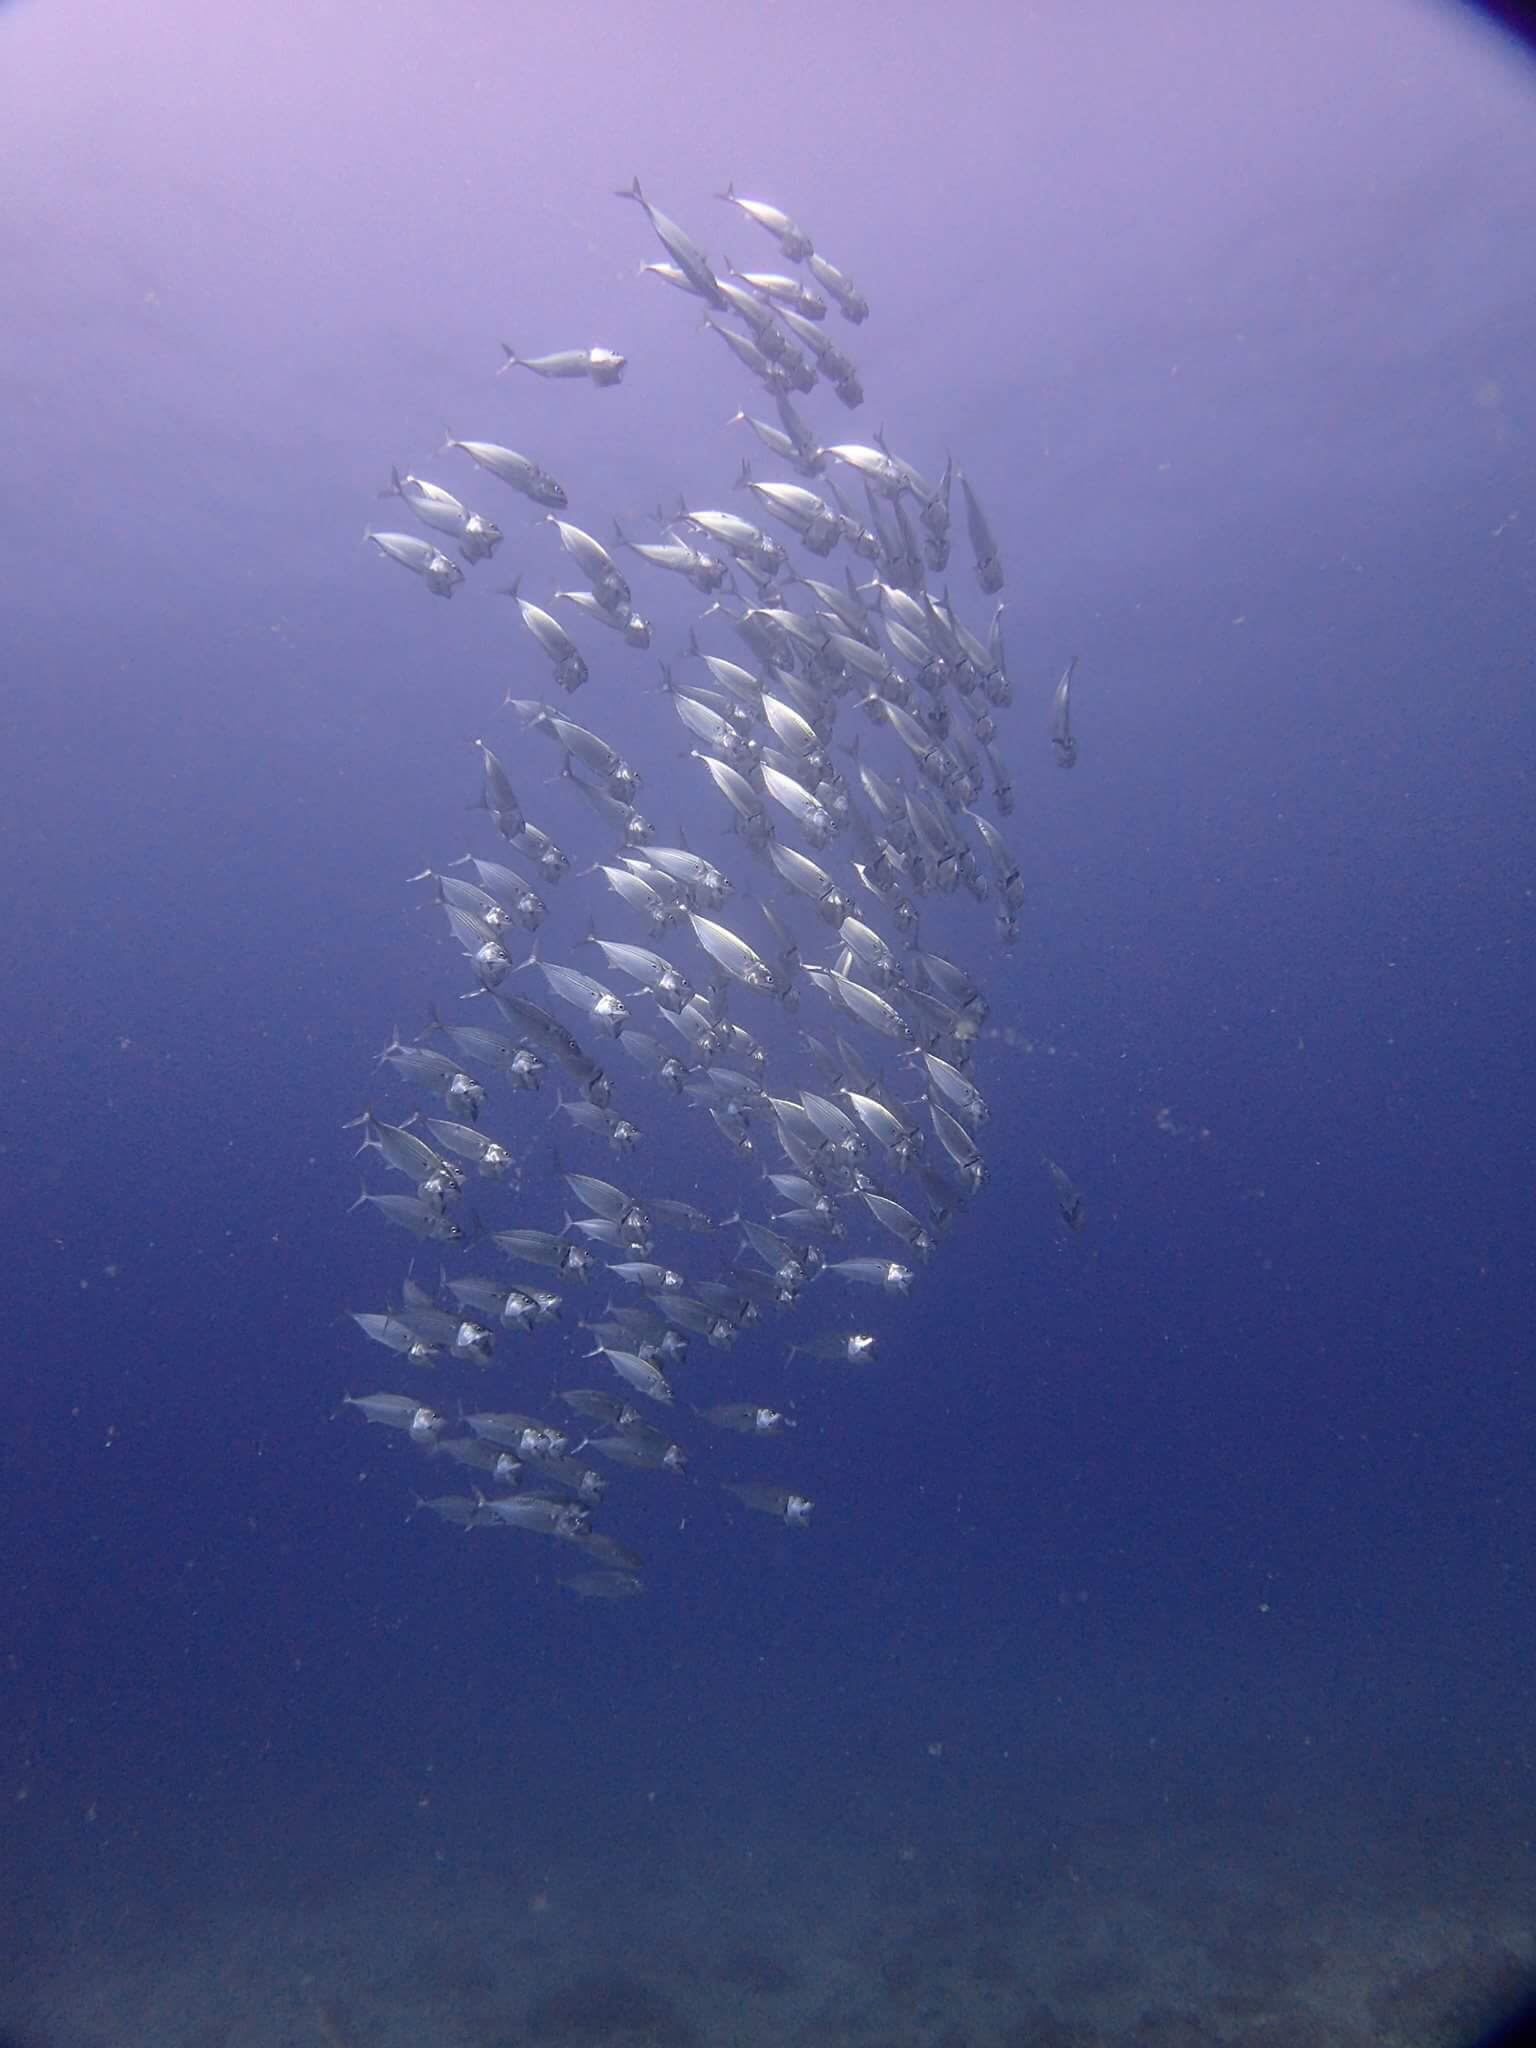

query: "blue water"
(4, 2), (1534, 2042)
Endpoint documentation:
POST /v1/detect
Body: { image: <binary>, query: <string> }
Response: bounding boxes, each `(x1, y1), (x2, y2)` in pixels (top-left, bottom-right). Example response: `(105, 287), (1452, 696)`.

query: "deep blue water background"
(2, 0), (1533, 2007)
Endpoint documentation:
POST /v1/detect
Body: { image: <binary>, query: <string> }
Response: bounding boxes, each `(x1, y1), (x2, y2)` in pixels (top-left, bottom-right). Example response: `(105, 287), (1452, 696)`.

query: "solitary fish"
(1044, 1156), (1087, 1233)
(1050, 656), (1080, 768)
(722, 1481), (815, 1527)
(499, 342), (626, 386)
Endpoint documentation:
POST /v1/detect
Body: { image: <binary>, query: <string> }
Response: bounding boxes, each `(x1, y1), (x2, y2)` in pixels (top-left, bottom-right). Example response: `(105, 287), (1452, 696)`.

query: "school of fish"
(351, 181), (1087, 1601)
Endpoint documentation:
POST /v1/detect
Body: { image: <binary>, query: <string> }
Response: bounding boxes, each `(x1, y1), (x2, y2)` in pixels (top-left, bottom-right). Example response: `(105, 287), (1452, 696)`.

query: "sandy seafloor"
(5, 1725), (1531, 2048)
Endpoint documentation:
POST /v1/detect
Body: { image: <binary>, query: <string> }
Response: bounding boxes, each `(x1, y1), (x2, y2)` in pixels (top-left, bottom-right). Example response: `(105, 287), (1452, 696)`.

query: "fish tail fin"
(497, 343), (521, 374)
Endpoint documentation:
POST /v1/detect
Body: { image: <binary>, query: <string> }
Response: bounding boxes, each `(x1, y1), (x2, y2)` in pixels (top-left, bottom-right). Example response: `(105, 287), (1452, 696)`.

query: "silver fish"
(615, 522), (729, 592)
(523, 950), (630, 1038)
(440, 432), (567, 508)
(479, 1493), (592, 1541)
(500, 580), (588, 694)
(561, 1570), (644, 1599)
(643, 845), (733, 906)
(807, 251), (869, 323)
(586, 938), (692, 1010)
(687, 911), (780, 993)
(555, 588), (652, 646)
(809, 968), (914, 1046)
(499, 342), (626, 385)
(861, 1191), (934, 1259)
(701, 1403), (794, 1435)
(379, 467), (502, 563)
(560, 1097), (641, 1151)
(787, 1331), (879, 1365)
(825, 1257), (913, 1295)
(761, 763), (835, 845)
(342, 1394), (444, 1441)
(589, 1427), (688, 1474)
(544, 516), (631, 618)
(492, 1227), (594, 1280)
(1044, 1156), (1087, 1233)
(726, 260), (827, 320)
(722, 1481), (814, 1527)
(617, 176), (725, 308)
(419, 1116), (516, 1182)
(921, 1051), (988, 1127)
(1050, 656), (1080, 768)
(715, 183), (814, 262)
(588, 1345), (674, 1406)
(364, 528), (463, 597)
(958, 471), (1004, 593)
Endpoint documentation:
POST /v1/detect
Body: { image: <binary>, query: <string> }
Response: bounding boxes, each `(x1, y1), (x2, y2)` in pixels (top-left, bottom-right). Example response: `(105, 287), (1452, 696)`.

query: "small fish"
(561, 1387), (643, 1429)
(722, 1481), (815, 1527)
(544, 516), (632, 619)
(1044, 1156), (1087, 1233)
(921, 1051), (988, 1128)
(348, 1187), (466, 1245)
(608, 1261), (686, 1294)
(825, 1258), (913, 1295)
(560, 1570), (644, 1600)
(761, 763), (835, 846)
(365, 528), (463, 597)
(440, 432), (568, 508)
(342, 1394), (444, 1441)
(726, 261), (828, 320)
(589, 1427), (688, 1473)
(560, 1096), (641, 1151)
(687, 911), (780, 994)
(500, 580), (588, 694)
(523, 949), (630, 1038)
(807, 251), (869, 323)
(478, 1493), (592, 1541)
(715, 183), (814, 262)
(861, 1191), (934, 1259)
(379, 467), (502, 562)
(350, 1312), (440, 1368)
(809, 969), (914, 1046)
(617, 176), (725, 307)
(929, 1099), (985, 1193)
(958, 471), (1004, 593)
(648, 1196), (717, 1234)
(499, 342), (626, 385)
(492, 1227), (594, 1281)
(556, 588), (652, 646)
(422, 1117), (518, 1181)
(787, 1331), (879, 1366)
(1050, 656), (1080, 768)
(701, 1403), (794, 1435)
(414, 1493), (493, 1530)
